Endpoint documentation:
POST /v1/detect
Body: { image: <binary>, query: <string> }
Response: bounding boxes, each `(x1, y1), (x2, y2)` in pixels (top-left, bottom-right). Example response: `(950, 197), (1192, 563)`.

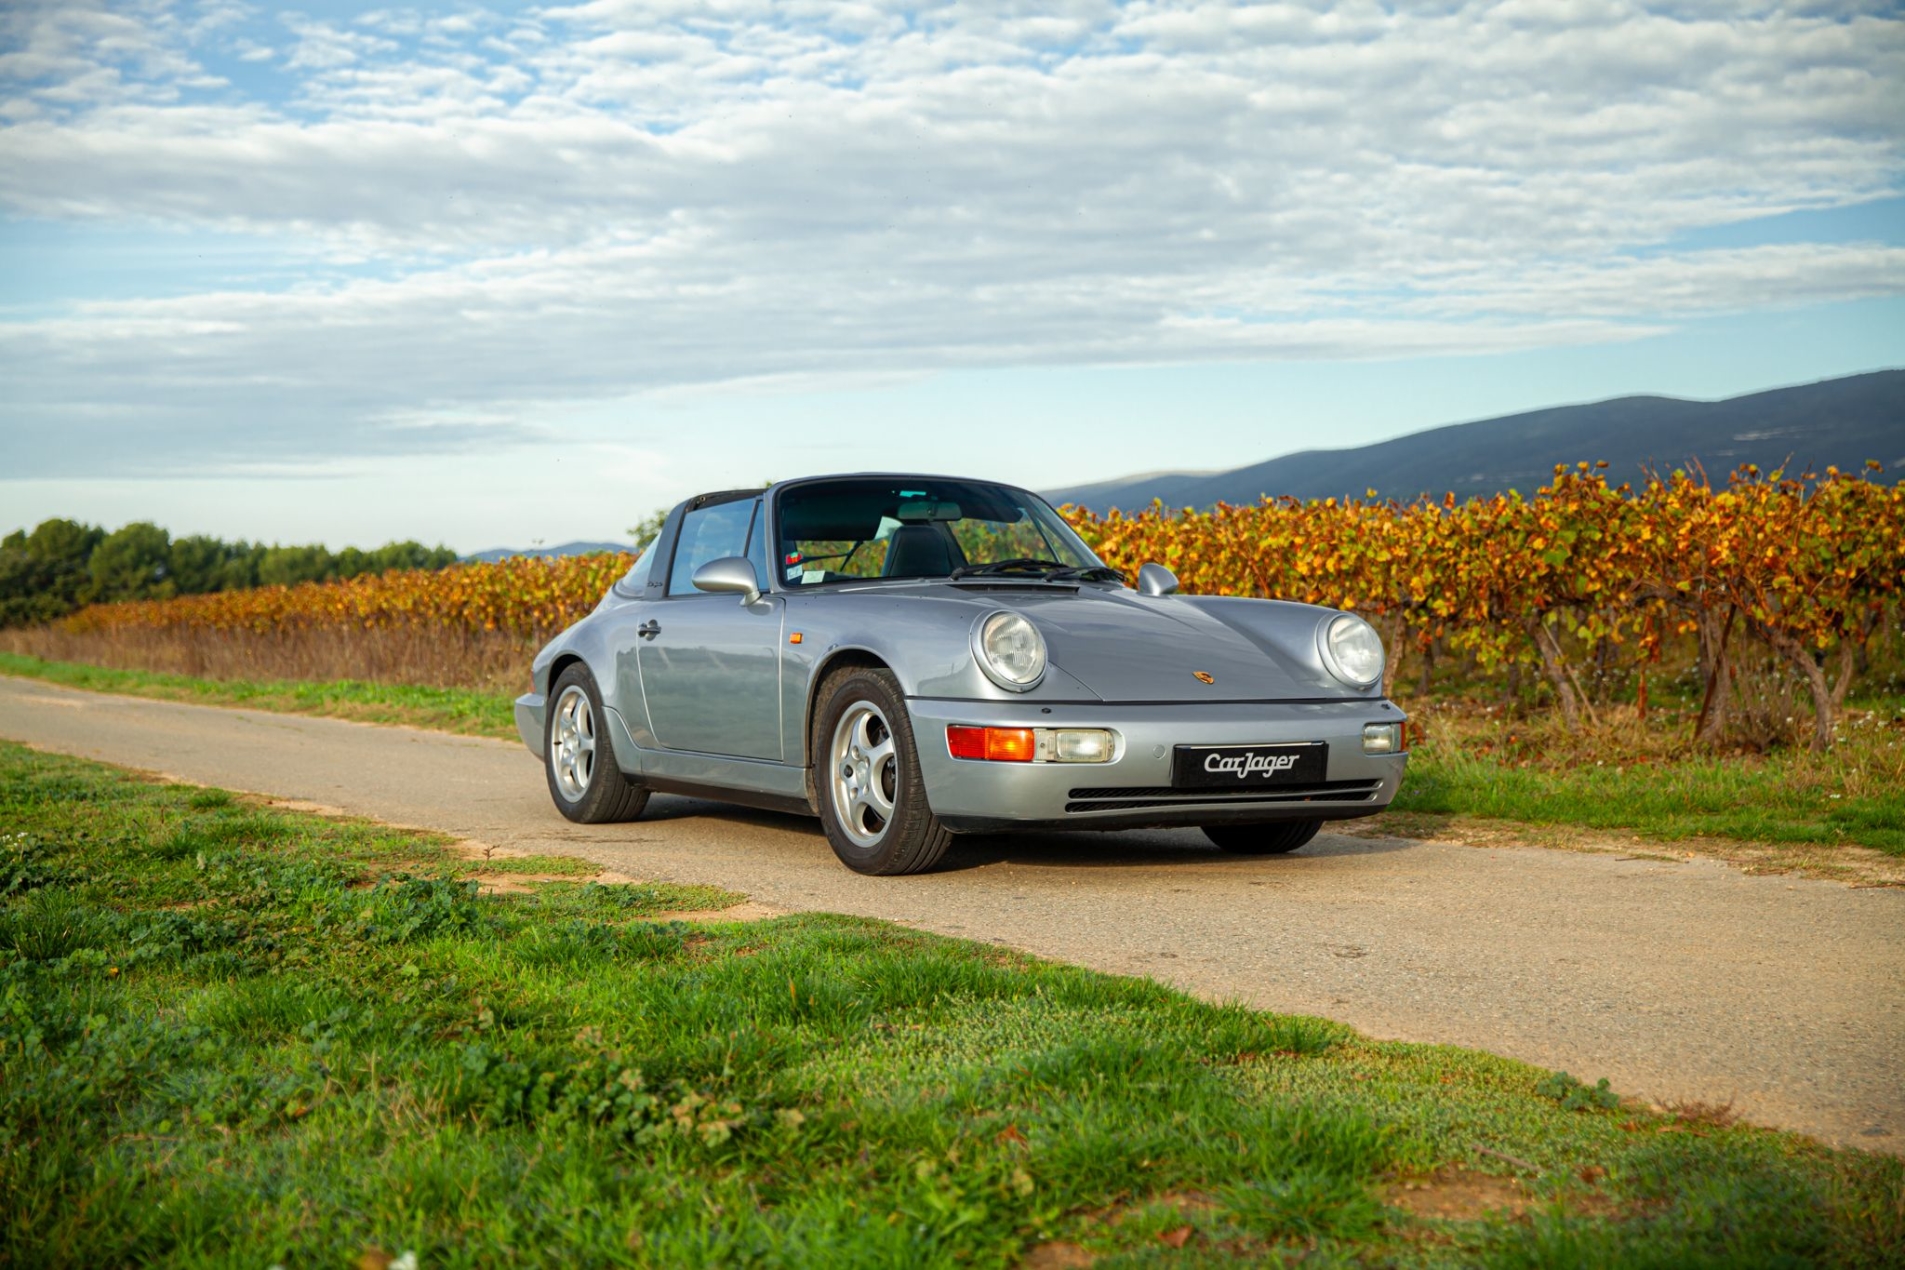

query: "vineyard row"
(54, 465), (1903, 750)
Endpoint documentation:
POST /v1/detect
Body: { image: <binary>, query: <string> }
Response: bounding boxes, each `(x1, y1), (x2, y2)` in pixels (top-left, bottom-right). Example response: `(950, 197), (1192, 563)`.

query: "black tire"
(545, 663), (650, 824)
(811, 666), (953, 875)
(1201, 819), (1321, 855)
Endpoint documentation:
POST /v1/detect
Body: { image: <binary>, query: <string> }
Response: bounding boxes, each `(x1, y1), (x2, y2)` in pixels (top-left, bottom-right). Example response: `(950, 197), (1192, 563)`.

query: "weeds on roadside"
(0, 651), (516, 738)
(1387, 703), (1905, 857)
(1536, 1072), (1622, 1113)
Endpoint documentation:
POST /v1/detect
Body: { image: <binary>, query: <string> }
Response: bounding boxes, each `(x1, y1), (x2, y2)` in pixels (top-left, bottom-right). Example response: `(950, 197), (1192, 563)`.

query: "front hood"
(972, 587), (1361, 702)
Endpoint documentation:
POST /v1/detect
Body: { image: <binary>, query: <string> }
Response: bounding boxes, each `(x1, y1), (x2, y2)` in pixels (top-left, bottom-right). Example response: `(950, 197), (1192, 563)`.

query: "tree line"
(0, 518), (459, 628)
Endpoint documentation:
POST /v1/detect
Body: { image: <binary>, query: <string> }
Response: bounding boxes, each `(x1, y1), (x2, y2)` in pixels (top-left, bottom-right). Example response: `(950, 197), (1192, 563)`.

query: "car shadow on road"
(940, 829), (1420, 872)
(639, 795), (826, 835)
(637, 794), (1419, 873)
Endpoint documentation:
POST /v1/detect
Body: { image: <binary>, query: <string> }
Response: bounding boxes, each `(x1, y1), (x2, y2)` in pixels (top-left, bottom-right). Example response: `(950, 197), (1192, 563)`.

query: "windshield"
(775, 478), (1106, 586)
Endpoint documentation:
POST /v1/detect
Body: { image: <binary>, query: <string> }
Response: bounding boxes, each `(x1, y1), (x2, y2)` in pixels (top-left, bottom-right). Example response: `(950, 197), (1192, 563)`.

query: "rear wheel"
(545, 664), (650, 824)
(813, 667), (953, 875)
(1202, 819), (1321, 855)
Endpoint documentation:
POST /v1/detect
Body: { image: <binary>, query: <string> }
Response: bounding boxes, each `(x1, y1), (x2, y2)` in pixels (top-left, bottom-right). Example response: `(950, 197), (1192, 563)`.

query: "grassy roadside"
(0, 652), (516, 739)
(1377, 706), (1905, 875)
(5, 653), (1901, 873)
(3, 743), (1901, 1266)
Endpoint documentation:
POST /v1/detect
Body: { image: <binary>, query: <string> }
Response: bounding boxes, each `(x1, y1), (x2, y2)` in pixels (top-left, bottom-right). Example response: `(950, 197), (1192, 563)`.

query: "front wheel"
(545, 664), (650, 824)
(812, 667), (953, 875)
(1202, 820), (1321, 855)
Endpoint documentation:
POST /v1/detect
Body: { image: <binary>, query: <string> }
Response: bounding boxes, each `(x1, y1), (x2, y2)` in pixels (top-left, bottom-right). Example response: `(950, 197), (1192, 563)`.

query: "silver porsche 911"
(517, 474), (1408, 875)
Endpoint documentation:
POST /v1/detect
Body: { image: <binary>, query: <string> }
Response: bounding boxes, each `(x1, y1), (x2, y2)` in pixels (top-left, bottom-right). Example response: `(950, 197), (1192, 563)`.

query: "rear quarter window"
(613, 535), (661, 596)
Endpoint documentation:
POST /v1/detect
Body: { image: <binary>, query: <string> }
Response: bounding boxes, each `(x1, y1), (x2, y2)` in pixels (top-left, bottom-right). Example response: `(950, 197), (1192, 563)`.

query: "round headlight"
(1320, 613), (1384, 688)
(975, 611), (1047, 690)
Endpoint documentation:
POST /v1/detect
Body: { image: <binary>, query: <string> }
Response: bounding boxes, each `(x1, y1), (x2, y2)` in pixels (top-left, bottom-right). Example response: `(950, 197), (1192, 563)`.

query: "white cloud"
(281, 15), (395, 72)
(0, 0), (1901, 478)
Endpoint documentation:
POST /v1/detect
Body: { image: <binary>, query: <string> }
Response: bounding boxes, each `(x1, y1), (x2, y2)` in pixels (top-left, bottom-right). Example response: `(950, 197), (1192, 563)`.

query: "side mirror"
(692, 556), (762, 605)
(1136, 563), (1179, 596)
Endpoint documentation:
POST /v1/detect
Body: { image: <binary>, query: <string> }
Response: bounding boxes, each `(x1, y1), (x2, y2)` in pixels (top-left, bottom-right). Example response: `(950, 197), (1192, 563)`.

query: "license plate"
(1172, 743), (1327, 789)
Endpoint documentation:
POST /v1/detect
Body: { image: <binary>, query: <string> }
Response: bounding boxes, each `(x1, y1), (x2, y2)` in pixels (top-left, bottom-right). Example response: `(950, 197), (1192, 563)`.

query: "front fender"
(776, 592), (1101, 764)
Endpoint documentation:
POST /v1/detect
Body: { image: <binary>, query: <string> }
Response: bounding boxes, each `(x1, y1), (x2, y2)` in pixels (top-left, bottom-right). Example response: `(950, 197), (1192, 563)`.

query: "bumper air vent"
(1063, 778), (1384, 815)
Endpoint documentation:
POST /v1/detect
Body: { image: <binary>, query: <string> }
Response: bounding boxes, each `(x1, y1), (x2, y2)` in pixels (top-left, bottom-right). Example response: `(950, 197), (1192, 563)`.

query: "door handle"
(637, 620), (661, 640)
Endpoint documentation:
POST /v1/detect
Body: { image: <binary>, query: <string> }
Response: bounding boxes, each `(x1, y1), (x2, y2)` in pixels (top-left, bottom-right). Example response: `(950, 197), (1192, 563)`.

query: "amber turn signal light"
(946, 726), (1118, 763)
(946, 725), (1036, 762)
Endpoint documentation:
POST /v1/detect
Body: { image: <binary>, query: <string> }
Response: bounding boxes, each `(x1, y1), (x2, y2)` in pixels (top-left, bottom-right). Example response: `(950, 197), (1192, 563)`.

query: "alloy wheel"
(550, 684), (596, 801)
(830, 700), (898, 847)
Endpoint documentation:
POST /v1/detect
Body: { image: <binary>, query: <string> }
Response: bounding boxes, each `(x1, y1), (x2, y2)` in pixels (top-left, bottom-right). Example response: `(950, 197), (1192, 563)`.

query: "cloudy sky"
(2, 0), (1901, 551)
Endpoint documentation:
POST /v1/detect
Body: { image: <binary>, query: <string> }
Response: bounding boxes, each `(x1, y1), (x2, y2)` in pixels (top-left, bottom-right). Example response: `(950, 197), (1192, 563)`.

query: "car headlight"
(1319, 613), (1384, 688)
(974, 611), (1047, 691)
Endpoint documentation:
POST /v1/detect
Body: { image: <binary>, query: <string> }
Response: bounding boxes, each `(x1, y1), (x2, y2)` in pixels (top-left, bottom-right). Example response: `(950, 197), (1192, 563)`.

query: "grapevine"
(55, 465), (1901, 749)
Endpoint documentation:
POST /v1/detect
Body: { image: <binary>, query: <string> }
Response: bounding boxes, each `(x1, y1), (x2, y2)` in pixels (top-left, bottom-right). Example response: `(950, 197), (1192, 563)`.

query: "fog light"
(1045, 729), (1116, 763)
(1362, 722), (1403, 754)
(947, 726), (1119, 763)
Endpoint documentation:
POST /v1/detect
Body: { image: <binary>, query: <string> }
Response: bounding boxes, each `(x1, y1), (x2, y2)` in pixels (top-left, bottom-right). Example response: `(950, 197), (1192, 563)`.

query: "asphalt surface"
(3, 675), (1900, 1153)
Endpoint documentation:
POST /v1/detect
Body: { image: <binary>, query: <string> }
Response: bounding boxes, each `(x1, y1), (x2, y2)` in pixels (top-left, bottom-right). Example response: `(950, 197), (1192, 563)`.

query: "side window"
(744, 501), (771, 591)
(667, 499), (754, 596)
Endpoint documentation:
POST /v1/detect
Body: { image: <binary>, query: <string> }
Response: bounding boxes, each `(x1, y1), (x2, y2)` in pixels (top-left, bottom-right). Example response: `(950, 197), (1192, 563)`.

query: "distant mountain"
(1048, 370), (1905, 512)
(463, 540), (630, 564)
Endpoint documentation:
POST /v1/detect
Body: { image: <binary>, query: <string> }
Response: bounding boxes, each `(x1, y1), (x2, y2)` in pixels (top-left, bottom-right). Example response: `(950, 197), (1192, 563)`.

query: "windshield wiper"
(1045, 564), (1126, 583)
(948, 559), (1124, 583)
(949, 558), (1068, 580)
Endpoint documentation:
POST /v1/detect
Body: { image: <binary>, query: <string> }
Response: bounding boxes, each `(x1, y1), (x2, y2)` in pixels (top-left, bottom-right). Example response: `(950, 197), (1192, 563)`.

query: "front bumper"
(907, 697), (1407, 832)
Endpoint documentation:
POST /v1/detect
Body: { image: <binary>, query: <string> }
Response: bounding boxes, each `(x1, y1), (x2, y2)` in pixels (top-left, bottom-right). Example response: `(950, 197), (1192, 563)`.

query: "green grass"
(2, 743), (1899, 1266)
(1389, 710), (1905, 858)
(472, 853), (612, 877)
(0, 653), (516, 738)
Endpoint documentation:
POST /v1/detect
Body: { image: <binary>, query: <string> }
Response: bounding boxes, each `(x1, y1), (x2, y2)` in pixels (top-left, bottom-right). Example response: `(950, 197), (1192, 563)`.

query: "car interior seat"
(882, 524), (964, 578)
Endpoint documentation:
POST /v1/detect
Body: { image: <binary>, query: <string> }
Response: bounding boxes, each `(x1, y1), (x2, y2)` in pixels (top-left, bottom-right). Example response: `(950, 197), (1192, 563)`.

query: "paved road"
(3, 675), (1900, 1153)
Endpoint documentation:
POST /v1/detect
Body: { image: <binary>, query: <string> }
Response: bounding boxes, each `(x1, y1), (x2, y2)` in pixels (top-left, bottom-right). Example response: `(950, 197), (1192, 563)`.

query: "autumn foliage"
(1068, 462), (1904, 750)
(22, 463), (1902, 750)
(61, 552), (636, 645)
(29, 553), (640, 693)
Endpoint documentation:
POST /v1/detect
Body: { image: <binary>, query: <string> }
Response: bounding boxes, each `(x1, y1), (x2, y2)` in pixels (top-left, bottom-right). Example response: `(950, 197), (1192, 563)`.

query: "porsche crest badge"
(1193, 671), (1215, 684)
